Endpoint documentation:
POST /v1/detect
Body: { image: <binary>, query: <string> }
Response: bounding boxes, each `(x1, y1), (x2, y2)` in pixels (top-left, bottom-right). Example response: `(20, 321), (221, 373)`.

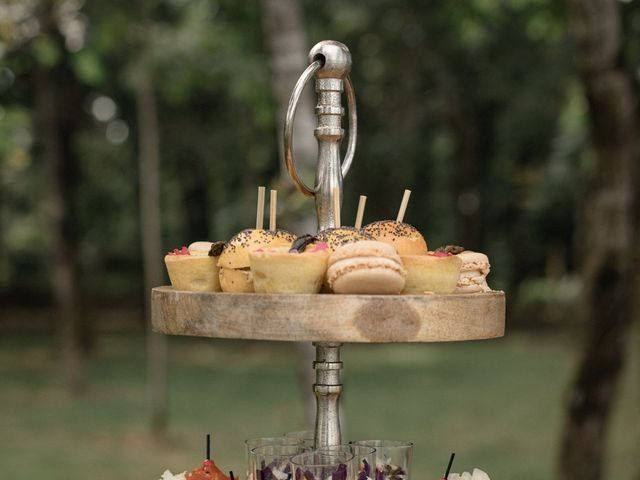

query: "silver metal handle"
(284, 60), (323, 197)
(342, 75), (357, 179)
(284, 49), (357, 199)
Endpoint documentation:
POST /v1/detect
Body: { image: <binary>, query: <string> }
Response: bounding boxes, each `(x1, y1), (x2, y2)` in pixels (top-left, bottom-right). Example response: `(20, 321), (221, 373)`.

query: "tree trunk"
(34, 4), (84, 395)
(260, 0), (317, 428)
(559, 0), (636, 478)
(260, 0), (316, 181)
(135, 19), (169, 439)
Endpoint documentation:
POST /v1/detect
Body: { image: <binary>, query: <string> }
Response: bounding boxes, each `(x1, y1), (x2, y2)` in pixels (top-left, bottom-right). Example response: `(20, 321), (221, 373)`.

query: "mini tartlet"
(217, 228), (296, 293)
(249, 241), (329, 294)
(164, 241), (224, 292)
(400, 251), (462, 294)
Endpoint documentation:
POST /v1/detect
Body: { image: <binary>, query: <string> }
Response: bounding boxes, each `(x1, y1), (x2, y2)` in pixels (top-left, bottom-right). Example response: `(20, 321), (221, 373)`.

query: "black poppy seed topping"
(363, 220), (421, 238)
(221, 228), (295, 255)
(316, 227), (374, 249)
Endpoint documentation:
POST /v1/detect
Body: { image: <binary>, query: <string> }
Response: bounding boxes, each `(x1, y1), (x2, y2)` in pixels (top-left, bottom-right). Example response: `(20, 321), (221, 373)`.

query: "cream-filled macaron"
(455, 250), (491, 293)
(327, 240), (406, 294)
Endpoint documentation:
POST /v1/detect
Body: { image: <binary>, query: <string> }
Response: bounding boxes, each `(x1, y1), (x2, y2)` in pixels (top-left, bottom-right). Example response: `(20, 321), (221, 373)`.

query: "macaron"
(327, 240), (406, 294)
(455, 250), (491, 293)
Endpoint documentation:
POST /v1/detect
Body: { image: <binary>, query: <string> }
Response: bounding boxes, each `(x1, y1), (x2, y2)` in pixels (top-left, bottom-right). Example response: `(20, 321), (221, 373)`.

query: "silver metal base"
(313, 342), (343, 447)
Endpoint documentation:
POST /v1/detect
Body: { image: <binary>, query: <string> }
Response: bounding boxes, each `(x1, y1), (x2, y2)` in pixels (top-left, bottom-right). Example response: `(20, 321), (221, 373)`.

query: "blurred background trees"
(0, 0), (638, 479)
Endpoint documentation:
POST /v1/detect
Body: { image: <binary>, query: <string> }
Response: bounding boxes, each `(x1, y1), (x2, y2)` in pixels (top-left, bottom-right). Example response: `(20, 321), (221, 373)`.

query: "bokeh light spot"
(106, 120), (129, 145)
(92, 95), (117, 122)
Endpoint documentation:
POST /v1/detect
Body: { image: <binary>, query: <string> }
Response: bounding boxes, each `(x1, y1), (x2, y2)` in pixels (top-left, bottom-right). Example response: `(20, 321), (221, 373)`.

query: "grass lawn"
(0, 329), (636, 479)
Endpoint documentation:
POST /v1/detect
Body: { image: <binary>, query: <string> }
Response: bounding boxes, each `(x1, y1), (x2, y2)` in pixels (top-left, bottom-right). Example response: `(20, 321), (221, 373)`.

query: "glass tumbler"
(291, 451), (356, 480)
(284, 430), (315, 448)
(251, 444), (308, 480)
(314, 445), (375, 480)
(350, 440), (412, 480)
(245, 437), (305, 480)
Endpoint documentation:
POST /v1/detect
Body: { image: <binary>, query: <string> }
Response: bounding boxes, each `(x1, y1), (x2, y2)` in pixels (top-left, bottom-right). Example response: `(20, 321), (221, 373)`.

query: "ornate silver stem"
(284, 40), (357, 231)
(313, 342), (343, 447)
(284, 40), (357, 448)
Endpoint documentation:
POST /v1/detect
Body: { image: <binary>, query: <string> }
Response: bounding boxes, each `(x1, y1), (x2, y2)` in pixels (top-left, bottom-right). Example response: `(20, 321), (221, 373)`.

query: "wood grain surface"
(151, 286), (505, 343)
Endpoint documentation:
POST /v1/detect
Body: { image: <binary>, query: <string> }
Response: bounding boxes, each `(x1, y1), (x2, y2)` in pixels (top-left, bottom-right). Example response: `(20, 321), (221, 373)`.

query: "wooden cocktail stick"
(396, 189), (411, 223)
(269, 189), (277, 230)
(256, 186), (265, 229)
(354, 195), (367, 229)
(333, 186), (341, 228)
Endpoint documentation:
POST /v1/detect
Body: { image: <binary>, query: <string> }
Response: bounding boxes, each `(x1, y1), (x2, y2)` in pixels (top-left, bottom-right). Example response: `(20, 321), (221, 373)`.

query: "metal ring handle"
(284, 60), (322, 197)
(284, 63), (357, 197)
(342, 74), (357, 179)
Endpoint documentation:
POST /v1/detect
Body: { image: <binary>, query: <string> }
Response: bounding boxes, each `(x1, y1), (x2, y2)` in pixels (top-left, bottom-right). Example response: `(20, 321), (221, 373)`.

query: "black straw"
(444, 453), (455, 479)
(230, 471), (235, 480)
(206, 434), (211, 460)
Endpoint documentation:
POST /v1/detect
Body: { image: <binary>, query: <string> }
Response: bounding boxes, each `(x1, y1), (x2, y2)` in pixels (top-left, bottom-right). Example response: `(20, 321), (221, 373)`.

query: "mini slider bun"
(218, 228), (295, 292)
(316, 226), (374, 252)
(327, 240), (406, 294)
(362, 220), (428, 255)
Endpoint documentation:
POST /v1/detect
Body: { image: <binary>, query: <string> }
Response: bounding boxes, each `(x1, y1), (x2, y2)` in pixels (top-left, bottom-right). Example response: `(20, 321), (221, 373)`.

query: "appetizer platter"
(151, 40), (505, 453)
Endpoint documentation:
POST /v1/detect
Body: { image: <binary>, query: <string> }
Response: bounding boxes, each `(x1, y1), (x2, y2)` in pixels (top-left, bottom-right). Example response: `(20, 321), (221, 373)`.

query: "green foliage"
(0, 0), (638, 320)
(71, 48), (106, 86)
(32, 34), (62, 66)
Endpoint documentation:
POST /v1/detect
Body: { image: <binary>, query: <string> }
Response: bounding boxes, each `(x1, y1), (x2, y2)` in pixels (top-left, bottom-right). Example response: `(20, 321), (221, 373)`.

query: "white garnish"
(272, 468), (289, 480)
(472, 468), (490, 480)
(159, 470), (186, 480)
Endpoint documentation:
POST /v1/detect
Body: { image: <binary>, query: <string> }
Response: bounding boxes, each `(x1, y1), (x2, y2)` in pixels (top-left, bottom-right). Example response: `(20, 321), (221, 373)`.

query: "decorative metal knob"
(284, 40), (357, 231)
(308, 40), (352, 79)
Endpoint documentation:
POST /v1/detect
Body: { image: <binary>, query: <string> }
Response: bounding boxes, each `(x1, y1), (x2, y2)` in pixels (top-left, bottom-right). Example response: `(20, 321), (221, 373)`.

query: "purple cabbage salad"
(258, 461), (292, 480)
(293, 463), (348, 480)
(375, 461), (406, 480)
(358, 459), (372, 480)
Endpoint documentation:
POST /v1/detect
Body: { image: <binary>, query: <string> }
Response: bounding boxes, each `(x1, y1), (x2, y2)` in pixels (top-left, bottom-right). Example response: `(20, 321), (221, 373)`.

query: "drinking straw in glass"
(350, 440), (413, 480)
(291, 451), (355, 480)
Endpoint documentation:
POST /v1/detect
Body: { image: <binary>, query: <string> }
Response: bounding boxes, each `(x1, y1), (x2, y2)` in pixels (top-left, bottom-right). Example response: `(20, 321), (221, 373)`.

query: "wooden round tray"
(151, 286), (505, 343)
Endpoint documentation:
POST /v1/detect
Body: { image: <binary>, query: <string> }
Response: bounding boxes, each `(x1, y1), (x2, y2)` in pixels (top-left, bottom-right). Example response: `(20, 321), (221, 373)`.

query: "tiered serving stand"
(152, 41), (505, 451)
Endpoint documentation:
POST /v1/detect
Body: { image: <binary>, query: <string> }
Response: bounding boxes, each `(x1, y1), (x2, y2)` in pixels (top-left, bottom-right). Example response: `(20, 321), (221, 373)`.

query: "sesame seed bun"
(218, 267), (254, 293)
(315, 227), (374, 252)
(362, 220), (428, 255)
(217, 228), (296, 269)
